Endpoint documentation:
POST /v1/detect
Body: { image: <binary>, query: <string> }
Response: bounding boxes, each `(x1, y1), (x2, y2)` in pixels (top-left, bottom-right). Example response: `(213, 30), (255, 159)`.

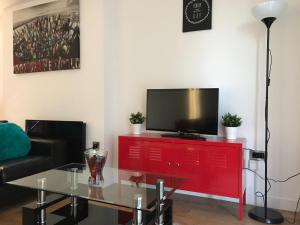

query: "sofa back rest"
(25, 120), (86, 164)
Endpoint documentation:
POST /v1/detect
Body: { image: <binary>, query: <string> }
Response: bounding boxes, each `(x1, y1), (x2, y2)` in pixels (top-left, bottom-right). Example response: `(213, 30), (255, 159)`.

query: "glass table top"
(8, 163), (185, 212)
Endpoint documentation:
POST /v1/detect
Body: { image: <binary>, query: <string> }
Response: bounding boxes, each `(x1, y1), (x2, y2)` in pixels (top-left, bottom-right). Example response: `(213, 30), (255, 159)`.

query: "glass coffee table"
(8, 163), (185, 225)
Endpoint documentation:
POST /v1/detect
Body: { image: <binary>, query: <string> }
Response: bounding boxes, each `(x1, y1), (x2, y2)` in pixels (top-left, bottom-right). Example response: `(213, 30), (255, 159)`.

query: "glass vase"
(84, 149), (108, 185)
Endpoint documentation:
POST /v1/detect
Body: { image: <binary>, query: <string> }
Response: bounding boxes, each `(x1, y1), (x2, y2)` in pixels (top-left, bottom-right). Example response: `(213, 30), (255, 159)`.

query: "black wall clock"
(183, 0), (212, 32)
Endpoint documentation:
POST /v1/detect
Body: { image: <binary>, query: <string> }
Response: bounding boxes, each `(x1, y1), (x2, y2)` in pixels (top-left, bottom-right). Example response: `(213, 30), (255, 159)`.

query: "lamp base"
(248, 206), (284, 224)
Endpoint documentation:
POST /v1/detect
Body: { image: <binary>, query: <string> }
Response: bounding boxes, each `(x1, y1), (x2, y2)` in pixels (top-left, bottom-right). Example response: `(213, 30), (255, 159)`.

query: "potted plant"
(222, 113), (242, 140)
(129, 112), (145, 135)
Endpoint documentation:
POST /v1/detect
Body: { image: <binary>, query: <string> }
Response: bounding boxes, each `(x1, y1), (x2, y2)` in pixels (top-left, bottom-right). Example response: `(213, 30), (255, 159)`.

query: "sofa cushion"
(0, 123), (31, 161)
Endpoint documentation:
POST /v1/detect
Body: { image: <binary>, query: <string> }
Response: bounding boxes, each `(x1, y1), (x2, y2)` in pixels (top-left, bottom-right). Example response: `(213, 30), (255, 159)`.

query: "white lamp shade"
(252, 0), (288, 21)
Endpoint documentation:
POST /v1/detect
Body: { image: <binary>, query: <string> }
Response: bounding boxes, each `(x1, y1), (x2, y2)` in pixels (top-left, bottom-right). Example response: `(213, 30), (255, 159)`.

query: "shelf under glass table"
(8, 163), (186, 212)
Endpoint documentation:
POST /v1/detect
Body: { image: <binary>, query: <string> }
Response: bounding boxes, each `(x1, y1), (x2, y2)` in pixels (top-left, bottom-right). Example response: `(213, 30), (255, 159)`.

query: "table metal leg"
(156, 179), (164, 225)
(71, 196), (78, 219)
(37, 178), (47, 224)
(70, 167), (79, 222)
(132, 194), (143, 225)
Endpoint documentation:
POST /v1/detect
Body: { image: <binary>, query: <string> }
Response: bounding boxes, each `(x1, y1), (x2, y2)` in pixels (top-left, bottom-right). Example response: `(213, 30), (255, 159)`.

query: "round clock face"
(185, 0), (211, 25)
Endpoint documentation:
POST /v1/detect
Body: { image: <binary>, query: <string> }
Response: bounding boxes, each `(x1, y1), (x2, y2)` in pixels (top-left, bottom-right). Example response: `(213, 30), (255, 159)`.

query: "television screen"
(146, 88), (219, 135)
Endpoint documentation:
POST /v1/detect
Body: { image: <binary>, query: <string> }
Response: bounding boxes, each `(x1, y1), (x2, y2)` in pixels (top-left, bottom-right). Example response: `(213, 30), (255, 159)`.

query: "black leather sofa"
(0, 138), (67, 206)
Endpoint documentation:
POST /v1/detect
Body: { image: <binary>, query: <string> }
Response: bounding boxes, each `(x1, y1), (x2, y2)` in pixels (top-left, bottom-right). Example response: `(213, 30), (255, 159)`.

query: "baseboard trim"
(175, 190), (239, 203)
(175, 190), (299, 212)
(247, 193), (300, 212)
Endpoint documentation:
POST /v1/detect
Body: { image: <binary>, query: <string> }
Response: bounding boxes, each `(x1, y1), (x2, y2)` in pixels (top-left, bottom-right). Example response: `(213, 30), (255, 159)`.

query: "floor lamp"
(249, 0), (287, 224)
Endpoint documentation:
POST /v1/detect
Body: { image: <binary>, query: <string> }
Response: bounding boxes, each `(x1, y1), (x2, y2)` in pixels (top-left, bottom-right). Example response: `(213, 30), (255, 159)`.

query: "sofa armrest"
(29, 138), (67, 167)
(0, 156), (52, 183)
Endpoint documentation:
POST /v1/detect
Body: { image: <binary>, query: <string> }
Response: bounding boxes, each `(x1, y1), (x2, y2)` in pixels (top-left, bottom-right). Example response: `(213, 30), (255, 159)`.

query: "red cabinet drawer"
(119, 138), (146, 171)
(199, 146), (239, 197)
(145, 142), (168, 174)
(174, 144), (200, 191)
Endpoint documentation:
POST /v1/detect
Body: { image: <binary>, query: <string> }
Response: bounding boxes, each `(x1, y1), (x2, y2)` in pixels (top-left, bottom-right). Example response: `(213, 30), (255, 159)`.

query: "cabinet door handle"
(176, 163), (180, 167)
(167, 162), (171, 166)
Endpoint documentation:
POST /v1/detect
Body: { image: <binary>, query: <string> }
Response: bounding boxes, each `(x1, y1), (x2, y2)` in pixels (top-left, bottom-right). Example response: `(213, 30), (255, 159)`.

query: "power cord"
(268, 49), (273, 79)
(244, 167), (300, 224)
(243, 168), (271, 205)
(243, 147), (263, 152)
(269, 172), (300, 183)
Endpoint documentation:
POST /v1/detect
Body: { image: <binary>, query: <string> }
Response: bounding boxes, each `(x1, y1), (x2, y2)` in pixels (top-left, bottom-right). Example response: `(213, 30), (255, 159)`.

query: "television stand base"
(161, 133), (206, 140)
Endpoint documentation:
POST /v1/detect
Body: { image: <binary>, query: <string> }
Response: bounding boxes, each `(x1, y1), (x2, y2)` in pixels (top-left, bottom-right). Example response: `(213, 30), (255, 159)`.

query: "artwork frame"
(183, 0), (212, 32)
(13, 0), (80, 74)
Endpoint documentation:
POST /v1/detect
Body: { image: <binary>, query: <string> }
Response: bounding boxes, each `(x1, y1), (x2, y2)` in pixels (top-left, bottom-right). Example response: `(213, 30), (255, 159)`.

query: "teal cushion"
(0, 123), (31, 161)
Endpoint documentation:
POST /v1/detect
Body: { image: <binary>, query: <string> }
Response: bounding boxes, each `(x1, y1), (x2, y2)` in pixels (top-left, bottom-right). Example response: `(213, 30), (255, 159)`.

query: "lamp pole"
(264, 22), (271, 219)
(249, 1), (288, 223)
(263, 17), (275, 217)
(248, 16), (285, 225)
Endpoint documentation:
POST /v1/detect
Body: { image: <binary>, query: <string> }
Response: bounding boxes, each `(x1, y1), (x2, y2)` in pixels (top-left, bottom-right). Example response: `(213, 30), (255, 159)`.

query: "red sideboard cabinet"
(118, 133), (246, 220)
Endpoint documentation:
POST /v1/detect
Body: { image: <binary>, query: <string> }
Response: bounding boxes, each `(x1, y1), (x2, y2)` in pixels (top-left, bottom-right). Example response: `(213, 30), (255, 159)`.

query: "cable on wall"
(243, 168), (271, 205)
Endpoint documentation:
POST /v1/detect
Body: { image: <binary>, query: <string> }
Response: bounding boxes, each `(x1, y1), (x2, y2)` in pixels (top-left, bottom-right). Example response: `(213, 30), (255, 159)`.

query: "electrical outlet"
(92, 141), (100, 150)
(250, 151), (265, 160)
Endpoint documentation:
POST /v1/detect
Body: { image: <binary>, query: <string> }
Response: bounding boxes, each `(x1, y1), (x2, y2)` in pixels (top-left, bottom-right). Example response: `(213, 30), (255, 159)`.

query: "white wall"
(0, 0), (33, 119)
(0, 20), (3, 118)
(0, 0), (299, 212)
(0, 0), (107, 162)
(104, 0), (300, 211)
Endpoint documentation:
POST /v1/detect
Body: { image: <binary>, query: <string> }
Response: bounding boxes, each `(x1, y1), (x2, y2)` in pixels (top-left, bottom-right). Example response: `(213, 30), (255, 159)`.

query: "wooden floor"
(0, 194), (298, 225)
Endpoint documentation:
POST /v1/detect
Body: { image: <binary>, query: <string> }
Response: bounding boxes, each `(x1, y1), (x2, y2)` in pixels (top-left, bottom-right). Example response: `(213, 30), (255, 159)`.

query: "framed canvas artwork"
(13, 0), (80, 74)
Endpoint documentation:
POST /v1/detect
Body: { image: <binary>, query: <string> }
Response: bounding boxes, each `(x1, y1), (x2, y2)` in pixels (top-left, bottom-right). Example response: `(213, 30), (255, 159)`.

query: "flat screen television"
(146, 88), (219, 136)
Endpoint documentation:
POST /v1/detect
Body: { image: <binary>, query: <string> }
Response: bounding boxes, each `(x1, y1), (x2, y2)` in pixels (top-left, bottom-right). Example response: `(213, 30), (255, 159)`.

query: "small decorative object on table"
(84, 149), (108, 185)
(222, 113), (242, 140)
(129, 172), (145, 188)
(129, 112), (145, 135)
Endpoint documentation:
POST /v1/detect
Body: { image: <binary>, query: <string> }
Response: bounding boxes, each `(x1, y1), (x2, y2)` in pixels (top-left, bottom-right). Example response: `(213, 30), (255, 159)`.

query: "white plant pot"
(132, 124), (142, 135)
(225, 127), (238, 140)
